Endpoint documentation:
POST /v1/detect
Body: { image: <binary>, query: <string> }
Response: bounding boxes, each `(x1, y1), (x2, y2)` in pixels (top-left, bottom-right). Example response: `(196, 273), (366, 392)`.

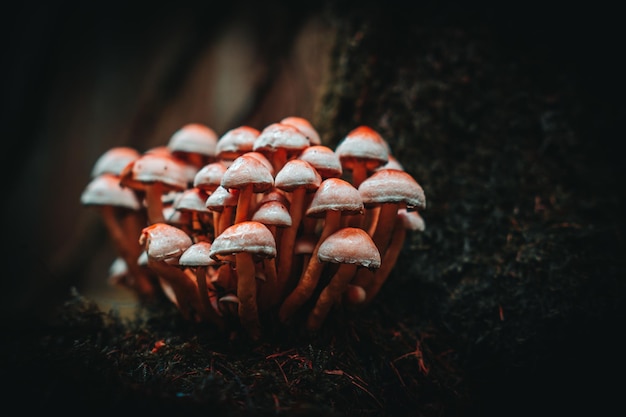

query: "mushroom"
(221, 153), (274, 224)
(90, 146), (141, 178)
(172, 187), (213, 239)
(120, 152), (188, 224)
(179, 241), (224, 328)
(205, 185), (240, 237)
(359, 168), (426, 253)
(215, 126), (260, 165)
(280, 116), (321, 146)
(81, 173), (157, 299)
(274, 159), (322, 296)
(306, 227), (381, 330)
(167, 123), (218, 170)
(253, 122), (310, 173)
(297, 145), (342, 180)
(193, 161), (228, 232)
(353, 170), (426, 303)
(279, 177), (364, 322)
(209, 221), (277, 340)
(251, 199), (292, 309)
(334, 126), (389, 188)
(139, 223), (201, 320)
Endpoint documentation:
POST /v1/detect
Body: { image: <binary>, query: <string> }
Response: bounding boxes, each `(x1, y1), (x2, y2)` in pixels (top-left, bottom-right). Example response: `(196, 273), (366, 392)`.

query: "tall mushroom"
(251, 198), (292, 309)
(306, 227), (381, 331)
(274, 159), (322, 297)
(353, 169), (426, 304)
(209, 221), (277, 340)
(279, 177), (364, 322)
(221, 153), (274, 224)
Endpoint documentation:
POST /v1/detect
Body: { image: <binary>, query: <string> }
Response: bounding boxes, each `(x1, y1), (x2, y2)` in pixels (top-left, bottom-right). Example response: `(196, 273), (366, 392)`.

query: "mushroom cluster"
(82, 119), (426, 339)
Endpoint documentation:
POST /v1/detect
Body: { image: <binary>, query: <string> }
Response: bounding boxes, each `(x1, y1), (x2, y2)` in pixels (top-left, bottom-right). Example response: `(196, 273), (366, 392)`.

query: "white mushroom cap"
(257, 189), (290, 208)
(335, 126), (389, 170)
(81, 173), (141, 210)
(167, 123), (218, 157)
(221, 153), (274, 193)
(216, 126), (260, 161)
(306, 177), (364, 218)
(193, 161), (228, 192)
(120, 153), (188, 191)
(253, 122), (310, 154)
(358, 168), (426, 210)
(252, 200), (292, 228)
(379, 155), (405, 171)
(317, 227), (381, 269)
(139, 223), (193, 262)
(274, 159), (322, 192)
(298, 145), (342, 179)
(174, 188), (211, 213)
(398, 208), (426, 231)
(205, 186), (239, 212)
(179, 241), (217, 267)
(280, 116), (321, 145)
(91, 146), (141, 178)
(209, 221), (277, 261)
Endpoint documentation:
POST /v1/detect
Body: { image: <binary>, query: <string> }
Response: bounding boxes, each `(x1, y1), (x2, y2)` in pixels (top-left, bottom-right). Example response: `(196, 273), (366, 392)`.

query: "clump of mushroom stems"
(84, 120), (426, 339)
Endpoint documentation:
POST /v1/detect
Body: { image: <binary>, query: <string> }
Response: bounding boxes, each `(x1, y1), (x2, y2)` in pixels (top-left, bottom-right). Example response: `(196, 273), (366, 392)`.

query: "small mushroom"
(335, 126), (389, 188)
(139, 223), (200, 320)
(205, 185), (239, 237)
(179, 241), (224, 328)
(173, 187), (212, 239)
(193, 161), (228, 232)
